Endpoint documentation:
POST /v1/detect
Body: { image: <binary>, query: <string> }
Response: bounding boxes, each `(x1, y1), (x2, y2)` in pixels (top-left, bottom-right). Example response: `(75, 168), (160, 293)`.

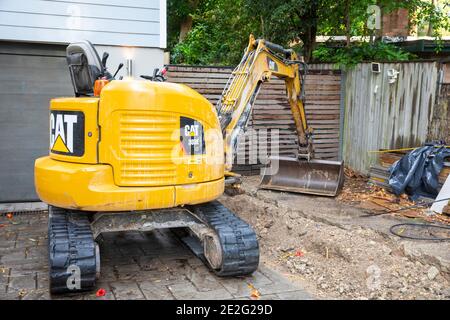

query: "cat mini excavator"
(35, 36), (343, 294)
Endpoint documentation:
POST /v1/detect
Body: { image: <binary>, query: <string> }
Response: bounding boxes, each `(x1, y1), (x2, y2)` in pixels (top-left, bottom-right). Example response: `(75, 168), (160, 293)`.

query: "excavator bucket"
(259, 156), (345, 197)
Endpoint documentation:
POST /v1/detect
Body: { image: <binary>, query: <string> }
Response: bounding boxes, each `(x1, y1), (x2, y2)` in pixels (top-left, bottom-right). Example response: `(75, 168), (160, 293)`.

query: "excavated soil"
(219, 176), (450, 300)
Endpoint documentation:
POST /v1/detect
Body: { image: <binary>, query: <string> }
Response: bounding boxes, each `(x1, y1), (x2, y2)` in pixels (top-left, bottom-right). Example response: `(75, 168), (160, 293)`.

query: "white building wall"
(0, 0), (166, 47)
(95, 45), (165, 80)
(0, 0), (166, 79)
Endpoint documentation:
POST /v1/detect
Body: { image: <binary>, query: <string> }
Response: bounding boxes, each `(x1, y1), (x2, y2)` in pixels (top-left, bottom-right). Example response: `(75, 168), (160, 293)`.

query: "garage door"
(0, 42), (73, 202)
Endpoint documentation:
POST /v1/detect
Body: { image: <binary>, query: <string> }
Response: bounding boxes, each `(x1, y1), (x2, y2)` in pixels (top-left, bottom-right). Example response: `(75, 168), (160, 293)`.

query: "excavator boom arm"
(217, 35), (311, 170)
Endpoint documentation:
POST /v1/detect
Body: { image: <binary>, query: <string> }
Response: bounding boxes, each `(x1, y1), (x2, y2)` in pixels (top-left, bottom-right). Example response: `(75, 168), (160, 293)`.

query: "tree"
(170, 0), (258, 65)
(244, 0), (321, 62)
(167, 0), (199, 49)
(167, 0), (450, 66)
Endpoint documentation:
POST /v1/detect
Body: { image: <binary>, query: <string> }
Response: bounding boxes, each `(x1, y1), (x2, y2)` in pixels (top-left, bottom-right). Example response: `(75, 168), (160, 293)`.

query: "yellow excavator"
(34, 35), (344, 293)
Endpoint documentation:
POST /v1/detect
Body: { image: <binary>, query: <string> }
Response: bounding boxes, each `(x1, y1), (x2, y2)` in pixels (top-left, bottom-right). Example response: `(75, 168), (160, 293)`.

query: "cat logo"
(50, 111), (85, 156)
(180, 116), (205, 155)
(184, 124), (199, 137)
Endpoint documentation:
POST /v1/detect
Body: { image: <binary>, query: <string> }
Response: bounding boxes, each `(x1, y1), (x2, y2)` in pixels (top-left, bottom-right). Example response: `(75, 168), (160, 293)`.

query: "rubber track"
(48, 206), (97, 294)
(187, 201), (259, 276)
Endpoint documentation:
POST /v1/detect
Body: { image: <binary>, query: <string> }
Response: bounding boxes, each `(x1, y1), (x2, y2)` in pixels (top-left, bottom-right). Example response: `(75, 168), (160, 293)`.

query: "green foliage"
(313, 42), (416, 68)
(167, 0), (199, 51)
(167, 0), (449, 66)
(170, 0), (257, 65)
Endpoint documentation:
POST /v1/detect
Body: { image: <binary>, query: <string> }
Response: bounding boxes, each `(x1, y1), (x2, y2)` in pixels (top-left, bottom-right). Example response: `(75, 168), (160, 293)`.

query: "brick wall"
(382, 8), (410, 37)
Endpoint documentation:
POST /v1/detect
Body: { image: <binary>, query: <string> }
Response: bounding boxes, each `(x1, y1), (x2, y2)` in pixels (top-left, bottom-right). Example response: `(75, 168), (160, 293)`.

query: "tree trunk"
(302, 24), (317, 62)
(427, 0), (435, 36)
(299, 2), (319, 62)
(345, 0), (351, 47)
(179, 15), (193, 42)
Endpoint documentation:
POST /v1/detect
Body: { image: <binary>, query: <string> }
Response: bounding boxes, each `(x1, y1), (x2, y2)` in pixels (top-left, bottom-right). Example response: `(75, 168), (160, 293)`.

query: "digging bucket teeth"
(259, 156), (345, 197)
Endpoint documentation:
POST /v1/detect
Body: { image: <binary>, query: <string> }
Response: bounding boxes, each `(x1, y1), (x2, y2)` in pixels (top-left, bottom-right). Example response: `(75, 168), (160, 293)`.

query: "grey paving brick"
(116, 231), (147, 243)
(2, 260), (43, 273)
(25, 246), (47, 259)
(220, 270), (274, 298)
(0, 211), (312, 300)
(0, 268), (9, 294)
(184, 264), (226, 292)
(136, 255), (166, 271)
(136, 245), (162, 257)
(0, 247), (16, 256)
(257, 279), (302, 295)
(139, 280), (175, 300)
(18, 237), (45, 247)
(159, 257), (191, 271)
(257, 294), (281, 300)
(10, 268), (35, 277)
(255, 266), (303, 295)
(99, 265), (117, 280)
(0, 292), (21, 300)
(22, 289), (51, 300)
(149, 274), (188, 286)
(103, 254), (137, 266)
(168, 280), (233, 300)
(277, 290), (314, 300)
(10, 259), (47, 271)
(186, 256), (205, 267)
(51, 292), (85, 300)
(118, 244), (145, 257)
(36, 272), (49, 290)
(110, 281), (145, 300)
(0, 240), (17, 249)
(114, 263), (142, 280)
(7, 273), (36, 294)
(98, 245), (123, 259)
(0, 250), (26, 264)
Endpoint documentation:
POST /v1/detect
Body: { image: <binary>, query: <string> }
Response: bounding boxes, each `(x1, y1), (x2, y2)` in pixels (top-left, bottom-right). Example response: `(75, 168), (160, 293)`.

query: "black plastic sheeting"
(389, 144), (450, 200)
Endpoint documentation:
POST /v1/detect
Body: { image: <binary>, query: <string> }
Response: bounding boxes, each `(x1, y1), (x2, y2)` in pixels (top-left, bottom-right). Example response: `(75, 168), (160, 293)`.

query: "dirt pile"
(220, 178), (450, 299)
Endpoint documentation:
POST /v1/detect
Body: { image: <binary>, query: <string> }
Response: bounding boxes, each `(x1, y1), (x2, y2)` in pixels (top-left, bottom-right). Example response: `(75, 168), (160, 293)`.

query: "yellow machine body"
(35, 80), (225, 211)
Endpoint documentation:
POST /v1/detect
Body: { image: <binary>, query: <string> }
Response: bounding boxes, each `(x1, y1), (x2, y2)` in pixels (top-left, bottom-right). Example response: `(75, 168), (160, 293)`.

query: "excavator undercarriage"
(48, 202), (259, 294)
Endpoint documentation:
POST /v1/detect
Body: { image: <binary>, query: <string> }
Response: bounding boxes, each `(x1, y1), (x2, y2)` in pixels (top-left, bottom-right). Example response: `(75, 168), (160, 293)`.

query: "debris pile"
(337, 168), (372, 204)
(339, 167), (450, 224)
(369, 150), (450, 192)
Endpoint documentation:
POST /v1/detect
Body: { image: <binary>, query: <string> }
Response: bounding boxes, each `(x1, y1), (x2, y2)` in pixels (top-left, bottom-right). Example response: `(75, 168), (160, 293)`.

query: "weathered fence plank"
(343, 62), (439, 174)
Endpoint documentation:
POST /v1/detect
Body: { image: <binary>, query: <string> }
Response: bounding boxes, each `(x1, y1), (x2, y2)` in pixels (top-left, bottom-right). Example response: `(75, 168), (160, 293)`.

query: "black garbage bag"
(388, 143), (450, 200)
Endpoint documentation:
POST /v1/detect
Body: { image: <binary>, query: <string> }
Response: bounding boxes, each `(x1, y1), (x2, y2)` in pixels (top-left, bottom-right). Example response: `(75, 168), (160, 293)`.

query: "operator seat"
(66, 40), (105, 96)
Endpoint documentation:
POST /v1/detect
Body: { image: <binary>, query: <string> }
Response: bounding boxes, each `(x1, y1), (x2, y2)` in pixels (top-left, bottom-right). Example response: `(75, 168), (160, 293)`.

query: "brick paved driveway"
(0, 212), (312, 300)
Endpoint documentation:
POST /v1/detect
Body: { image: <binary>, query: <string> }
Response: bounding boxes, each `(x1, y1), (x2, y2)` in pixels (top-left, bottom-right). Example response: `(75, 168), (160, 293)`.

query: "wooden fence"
(167, 65), (342, 174)
(342, 62), (439, 174)
(428, 62), (450, 144)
